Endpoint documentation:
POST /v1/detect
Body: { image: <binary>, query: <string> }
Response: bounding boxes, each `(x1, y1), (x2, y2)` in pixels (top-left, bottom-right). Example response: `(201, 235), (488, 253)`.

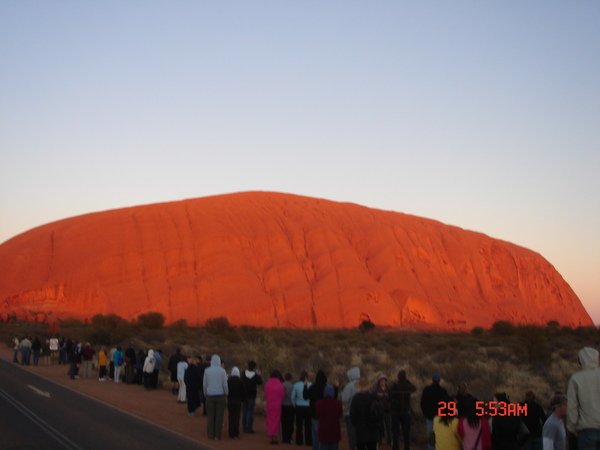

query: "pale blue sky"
(1, 1), (599, 323)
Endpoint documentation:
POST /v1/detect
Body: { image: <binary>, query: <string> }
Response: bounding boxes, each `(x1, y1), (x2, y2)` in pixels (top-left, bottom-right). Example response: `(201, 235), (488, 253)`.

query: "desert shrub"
(137, 312), (165, 329)
(514, 325), (552, 368)
(205, 316), (234, 334)
(471, 326), (485, 336)
(491, 321), (515, 336)
(359, 319), (376, 333)
(91, 313), (127, 328)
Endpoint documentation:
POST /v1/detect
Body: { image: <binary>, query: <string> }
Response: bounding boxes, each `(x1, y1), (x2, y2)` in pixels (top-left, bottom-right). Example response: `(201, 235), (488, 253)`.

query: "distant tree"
(205, 317), (234, 334)
(359, 319), (376, 333)
(137, 312), (165, 329)
(546, 320), (560, 328)
(491, 320), (515, 336)
(471, 326), (485, 336)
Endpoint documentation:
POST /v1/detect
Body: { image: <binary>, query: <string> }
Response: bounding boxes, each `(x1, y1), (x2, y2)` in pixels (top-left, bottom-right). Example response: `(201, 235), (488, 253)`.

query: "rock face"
(0, 192), (592, 329)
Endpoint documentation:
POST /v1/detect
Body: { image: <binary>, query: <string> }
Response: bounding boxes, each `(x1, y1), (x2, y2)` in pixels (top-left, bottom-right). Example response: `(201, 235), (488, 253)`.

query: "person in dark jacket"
(521, 391), (546, 450)
(242, 360), (263, 433)
(374, 374), (392, 446)
(421, 371), (449, 450)
(351, 377), (382, 450)
(168, 348), (185, 394)
(227, 366), (246, 438)
(491, 392), (529, 450)
(124, 344), (136, 384)
(389, 370), (417, 450)
(185, 357), (202, 416)
(316, 384), (343, 450)
(304, 370), (329, 450)
(32, 337), (42, 366)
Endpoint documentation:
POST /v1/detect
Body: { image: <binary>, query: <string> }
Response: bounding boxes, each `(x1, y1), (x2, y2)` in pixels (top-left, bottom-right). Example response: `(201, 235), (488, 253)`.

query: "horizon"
(1, 2), (598, 324)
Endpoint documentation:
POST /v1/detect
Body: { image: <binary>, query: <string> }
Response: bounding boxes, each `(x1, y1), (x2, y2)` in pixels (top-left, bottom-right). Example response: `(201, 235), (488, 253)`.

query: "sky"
(1, 1), (599, 324)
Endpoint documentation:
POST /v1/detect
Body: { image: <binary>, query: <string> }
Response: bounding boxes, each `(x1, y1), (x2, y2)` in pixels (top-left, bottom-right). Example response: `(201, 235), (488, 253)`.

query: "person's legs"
(345, 415), (357, 450)
(311, 417), (319, 450)
(305, 408), (312, 445)
(282, 405), (294, 443)
(295, 407), (305, 445)
(206, 396), (216, 439)
(391, 414), (400, 450)
(177, 377), (186, 402)
(426, 419), (434, 450)
(400, 413), (411, 450)
(214, 396), (226, 440)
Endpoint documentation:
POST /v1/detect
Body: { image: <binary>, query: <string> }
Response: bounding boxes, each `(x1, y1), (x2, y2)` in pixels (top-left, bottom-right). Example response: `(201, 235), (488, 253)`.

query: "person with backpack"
(350, 377), (383, 450)
(389, 370), (417, 450)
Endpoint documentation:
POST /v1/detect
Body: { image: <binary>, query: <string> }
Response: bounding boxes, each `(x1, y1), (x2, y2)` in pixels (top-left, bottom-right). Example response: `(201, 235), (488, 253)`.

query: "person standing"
(342, 367), (361, 450)
(124, 344), (136, 384)
(433, 396), (462, 450)
(49, 336), (59, 364)
(242, 360), (263, 433)
(168, 348), (185, 395)
(292, 371), (312, 446)
(421, 372), (449, 450)
(265, 370), (285, 445)
(457, 397), (491, 450)
(12, 336), (20, 363)
(20, 336), (32, 365)
(374, 374), (392, 446)
(143, 349), (156, 389)
(490, 392), (529, 450)
(81, 343), (95, 378)
(153, 349), (162, 389)
(351, 377), (383, 450)
(389, 370), (417, 450)
(98, 346), (108, 381)
(522, 391), (547, 450)
(203, 354), (228, 440)
(177, 356), (189, 403)
(227, 366), (246, 438)
(185, 357), (202, 416)
(317, 384), (343, 450)
(543, 394), (568, 450)
(304, 370), (329, 450)
(567, 347), (600, 450)
(31, 337), (42, 366)
(282, 372), (296, 444)
(113, 346), (124, 383)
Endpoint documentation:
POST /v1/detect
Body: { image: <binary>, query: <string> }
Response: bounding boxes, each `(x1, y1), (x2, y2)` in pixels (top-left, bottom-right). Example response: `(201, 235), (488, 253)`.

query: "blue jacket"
(203, 354), (228, 397)
(291, 381), (310, 407)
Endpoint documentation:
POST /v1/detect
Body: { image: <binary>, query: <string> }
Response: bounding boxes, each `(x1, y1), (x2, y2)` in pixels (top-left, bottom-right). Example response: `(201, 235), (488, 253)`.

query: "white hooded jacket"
(143, 350), (156, 374)
(567, 347), (600, 433)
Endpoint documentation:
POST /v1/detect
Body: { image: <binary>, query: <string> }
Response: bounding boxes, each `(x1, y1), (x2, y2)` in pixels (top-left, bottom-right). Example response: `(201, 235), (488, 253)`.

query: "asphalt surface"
(0, 358), (210, 450)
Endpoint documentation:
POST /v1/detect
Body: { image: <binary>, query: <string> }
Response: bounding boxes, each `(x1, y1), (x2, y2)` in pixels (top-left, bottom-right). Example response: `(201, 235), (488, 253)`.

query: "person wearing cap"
(567, 347), (600, 450)
(542, 394), (568, 450)
(316, 384), (343, 450)
(421, 371), (449, 450)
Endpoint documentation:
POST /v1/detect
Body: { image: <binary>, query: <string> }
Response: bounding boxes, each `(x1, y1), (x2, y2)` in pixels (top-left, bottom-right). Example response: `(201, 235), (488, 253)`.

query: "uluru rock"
(0, 192), (592, 329)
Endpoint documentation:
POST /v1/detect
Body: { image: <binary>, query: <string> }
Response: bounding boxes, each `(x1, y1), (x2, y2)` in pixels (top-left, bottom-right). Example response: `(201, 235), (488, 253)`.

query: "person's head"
(377, 374), (388, 389)
(323, 384), (335, 399)
(494, 392), (509, 403)
(231, 366), (240, 378)
(284, 372), (293, 382)
(210, 354), (221, 367)
(432, 371), (441, 384)
(357, 377), (371, 392)
(248, 360), (257, 371)
(270, 369), (283, 381)
(397, 370), (407, 382)
(549, 393), (567, 419)
(578, 347), (599, 370)
(315, 370), (327, 386)
(299, 370), (309, 382)
(525, 390), (536, 402)
(347, 367), (360, 382)
(460, 395), (480, 428)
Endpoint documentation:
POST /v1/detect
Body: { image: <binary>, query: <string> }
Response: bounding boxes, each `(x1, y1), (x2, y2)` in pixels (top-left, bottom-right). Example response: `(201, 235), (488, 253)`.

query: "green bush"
(205, 316), (233, 334)
(359, 319), (376, 333)
(491, 320), (515, 336)
(471, 326), (485, 336)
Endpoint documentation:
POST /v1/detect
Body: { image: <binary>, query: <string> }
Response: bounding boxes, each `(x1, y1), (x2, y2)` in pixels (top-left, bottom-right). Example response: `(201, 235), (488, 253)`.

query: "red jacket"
(316, 398), (343, 444)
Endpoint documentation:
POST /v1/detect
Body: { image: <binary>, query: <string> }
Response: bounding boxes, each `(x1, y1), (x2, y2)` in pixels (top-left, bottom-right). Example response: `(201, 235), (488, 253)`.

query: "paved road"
(0, 358), (210, 450)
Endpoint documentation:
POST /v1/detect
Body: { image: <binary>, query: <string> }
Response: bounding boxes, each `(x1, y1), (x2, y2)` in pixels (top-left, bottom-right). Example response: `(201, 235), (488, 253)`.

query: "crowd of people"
(10, 336), (600, 450)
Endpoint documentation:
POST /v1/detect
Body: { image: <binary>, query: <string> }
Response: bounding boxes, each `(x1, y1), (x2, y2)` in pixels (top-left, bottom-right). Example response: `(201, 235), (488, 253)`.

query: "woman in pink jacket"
(264, 370), (285, 445)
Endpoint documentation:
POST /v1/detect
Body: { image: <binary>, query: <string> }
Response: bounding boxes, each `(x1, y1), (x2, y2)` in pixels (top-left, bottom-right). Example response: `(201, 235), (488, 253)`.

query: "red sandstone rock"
(0, 192), (592, 329)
